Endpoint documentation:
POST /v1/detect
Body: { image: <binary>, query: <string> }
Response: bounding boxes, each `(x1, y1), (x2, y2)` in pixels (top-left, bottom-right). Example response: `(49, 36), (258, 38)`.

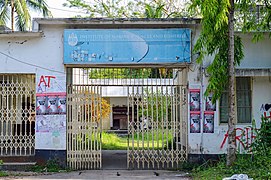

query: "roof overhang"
(0, 31), (43, 38)
(236, 68), (271, 76)
(32, 18), (201, 30)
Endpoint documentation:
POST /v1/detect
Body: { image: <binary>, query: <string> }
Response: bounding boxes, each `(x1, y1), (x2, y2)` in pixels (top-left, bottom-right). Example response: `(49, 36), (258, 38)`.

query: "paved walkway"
(2, 170), (191, 180)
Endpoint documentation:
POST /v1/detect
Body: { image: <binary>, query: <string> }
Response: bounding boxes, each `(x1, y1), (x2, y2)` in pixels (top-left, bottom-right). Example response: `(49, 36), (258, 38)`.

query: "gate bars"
(67, 84), (102, 170)
(127, 72), (187, 169)
(0, 74), (35, 156)
(67, 68), (187, 170)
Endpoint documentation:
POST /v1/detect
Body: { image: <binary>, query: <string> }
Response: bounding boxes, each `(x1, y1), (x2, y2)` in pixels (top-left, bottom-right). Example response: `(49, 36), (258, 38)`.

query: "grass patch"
(30, 159), (69, 173)
(102, 132), (127, 150)
(0, 160), (7, 177)
(0, 171), (8, 177)
(191, 118), (271, 179)
(102, 131), (173, 150)
(191, 153), (271, 179)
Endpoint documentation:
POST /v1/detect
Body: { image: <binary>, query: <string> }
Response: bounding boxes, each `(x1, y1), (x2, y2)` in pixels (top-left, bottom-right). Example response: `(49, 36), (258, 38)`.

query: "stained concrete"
(2, 170), (191, 180)
(102, 150), (127, 169)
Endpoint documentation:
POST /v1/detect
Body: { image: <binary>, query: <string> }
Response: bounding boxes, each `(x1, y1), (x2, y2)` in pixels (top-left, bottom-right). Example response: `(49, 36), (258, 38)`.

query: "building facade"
(0, 18), (270, 169)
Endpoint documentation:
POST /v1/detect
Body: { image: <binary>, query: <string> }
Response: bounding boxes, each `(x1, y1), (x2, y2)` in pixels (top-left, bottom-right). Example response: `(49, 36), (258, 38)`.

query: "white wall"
(0, 29), (65, 74)
(253, 77), (271, 127)
(239, 33), (271, 69)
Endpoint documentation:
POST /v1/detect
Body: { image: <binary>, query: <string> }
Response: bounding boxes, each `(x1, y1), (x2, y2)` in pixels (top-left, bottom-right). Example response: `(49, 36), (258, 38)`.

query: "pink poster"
(190, 89), (200, 111)
(36, 92), (66, 115)
(203, 111), (214, 133)
(190, 111), (201, 133)
(205, 94), (216, 111)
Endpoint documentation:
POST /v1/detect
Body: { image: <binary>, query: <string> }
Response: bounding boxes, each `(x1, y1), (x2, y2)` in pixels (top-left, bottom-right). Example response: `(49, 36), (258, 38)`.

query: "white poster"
(35, 115), (66, 150)
(35, 72), (67, 150)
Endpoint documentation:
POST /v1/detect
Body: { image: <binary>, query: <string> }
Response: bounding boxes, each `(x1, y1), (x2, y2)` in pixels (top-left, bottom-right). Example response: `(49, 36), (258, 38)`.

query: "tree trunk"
(11, 0), (14, 31)
(227, 0), (236, 166)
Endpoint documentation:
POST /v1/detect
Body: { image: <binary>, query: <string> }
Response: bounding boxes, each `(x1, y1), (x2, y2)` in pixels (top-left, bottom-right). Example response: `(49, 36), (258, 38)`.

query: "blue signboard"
(63, 29), (191, 65)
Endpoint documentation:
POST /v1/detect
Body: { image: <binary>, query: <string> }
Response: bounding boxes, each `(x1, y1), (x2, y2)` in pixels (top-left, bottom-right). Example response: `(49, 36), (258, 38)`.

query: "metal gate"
(67, 84), (102, 169)
(66, 67), (187, 170)
(127, 70), (187, 169)
(0, 74), (35, 156)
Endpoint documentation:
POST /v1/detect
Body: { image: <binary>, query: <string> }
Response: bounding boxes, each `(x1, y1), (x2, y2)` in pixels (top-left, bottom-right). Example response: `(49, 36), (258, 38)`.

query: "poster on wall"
(190, 89), (200, 111)
(36, 93), (66, 115)
(205, 94), (216, 111)
(35, 73), (67, 150)
(203, 111), (214, 133)
(190, 111), (201, 133)
(35, 115), (66, 150)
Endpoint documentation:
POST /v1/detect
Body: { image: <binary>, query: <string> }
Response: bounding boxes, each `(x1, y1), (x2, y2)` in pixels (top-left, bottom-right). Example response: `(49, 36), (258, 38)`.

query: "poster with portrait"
(190, 89), (200, 111)
(190, 112), (201, 133)
(205, 94), (216, 111)
(203, 111), (214, 133)
(36, 93), (67, 115)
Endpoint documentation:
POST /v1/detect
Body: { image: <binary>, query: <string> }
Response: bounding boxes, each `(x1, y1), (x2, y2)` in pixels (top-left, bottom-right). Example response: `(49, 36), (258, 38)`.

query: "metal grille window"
(220, 77), (252, 123)
(0, 74), (35, 156)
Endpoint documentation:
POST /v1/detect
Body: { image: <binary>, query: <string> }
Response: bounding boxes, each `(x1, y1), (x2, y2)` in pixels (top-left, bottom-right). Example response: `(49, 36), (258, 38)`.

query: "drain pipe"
(200, 63), (205, 161)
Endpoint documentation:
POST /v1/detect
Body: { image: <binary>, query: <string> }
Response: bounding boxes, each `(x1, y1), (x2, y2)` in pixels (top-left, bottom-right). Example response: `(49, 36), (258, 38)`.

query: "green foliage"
(193, 152), (271, 179)
(204, 36), (243, 102)
(0, 160), (7, 177)
(88, 68), (173, 79)
(76, 131), (172, 150)
(236, 1), (271, 36)
(138, 88), (172, 123)
(102, 132), (126, 150)
(190, 0), (271, 103)
(89, 68), (151, 79)
(63, 0), (190, 18)
(0, 0), (51, 31)
(64, 0), (143, 18)
(190, 0), (244, 103)
(0, 171), (8, 177)
(251, 117), (271, 155)
(144, 3), (164, 18)
(192, 117), (271, 179)
(30, 159), (67, 173)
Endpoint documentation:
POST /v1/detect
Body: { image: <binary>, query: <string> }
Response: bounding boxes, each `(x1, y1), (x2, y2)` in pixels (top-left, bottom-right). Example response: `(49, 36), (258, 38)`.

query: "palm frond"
(155, 4), (164, 18)
(14, 0), (31, 30)
(15, 13), (27, 31)
(0, 0), (10, 26)
(145, 4), (154, 18)
(26, 0), (52, 17)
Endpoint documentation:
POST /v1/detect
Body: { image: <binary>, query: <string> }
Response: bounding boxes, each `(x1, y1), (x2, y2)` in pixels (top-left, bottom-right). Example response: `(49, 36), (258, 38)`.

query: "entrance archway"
(66, 67), (188, 170)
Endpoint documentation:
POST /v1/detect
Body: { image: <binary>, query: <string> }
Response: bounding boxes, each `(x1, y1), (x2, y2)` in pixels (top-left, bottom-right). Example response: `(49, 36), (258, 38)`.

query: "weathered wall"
(0, 27), (67, 164)
(187, 32), (271, 155)
(1, 20), (271, 159)
(239, 33), (271, 68)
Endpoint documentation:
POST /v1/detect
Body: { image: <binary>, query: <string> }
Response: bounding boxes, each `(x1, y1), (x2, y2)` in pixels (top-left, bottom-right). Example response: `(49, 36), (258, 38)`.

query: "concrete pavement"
(2, 170), (191, 180)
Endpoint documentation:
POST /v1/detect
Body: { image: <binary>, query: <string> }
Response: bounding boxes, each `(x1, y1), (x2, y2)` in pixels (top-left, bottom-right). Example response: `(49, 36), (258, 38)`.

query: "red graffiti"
(38, 75), (56, 88)
(220, 127), (256, 149)
(263, 111), (271, 120)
